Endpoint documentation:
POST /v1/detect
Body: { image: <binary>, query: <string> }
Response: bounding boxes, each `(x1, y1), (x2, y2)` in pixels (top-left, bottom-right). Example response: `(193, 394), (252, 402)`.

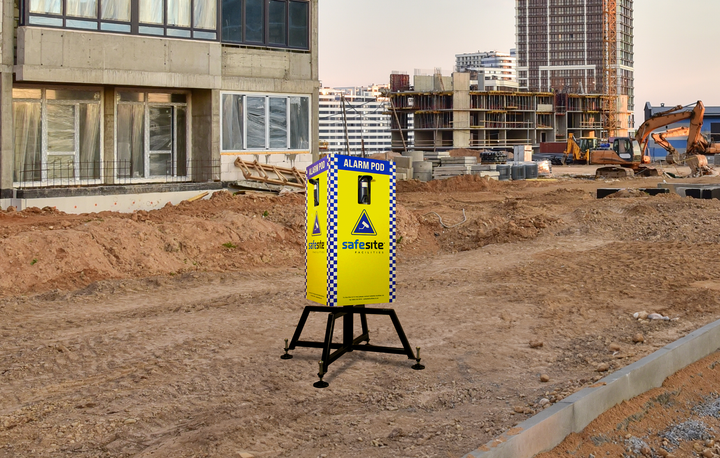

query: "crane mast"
(601, 0), (619, 138)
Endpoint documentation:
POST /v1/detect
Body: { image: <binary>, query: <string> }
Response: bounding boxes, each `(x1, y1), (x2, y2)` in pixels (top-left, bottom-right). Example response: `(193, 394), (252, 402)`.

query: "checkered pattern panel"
(304, 178), (309, 297)
(389, 162), (397, 303)
(326, 155), (339, 307)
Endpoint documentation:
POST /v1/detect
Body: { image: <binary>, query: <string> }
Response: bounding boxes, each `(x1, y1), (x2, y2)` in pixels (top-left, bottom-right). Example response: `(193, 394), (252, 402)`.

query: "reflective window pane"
(168, 0), (191, 27)
(147, 93), (172, 103)
(30, 0), (62, 14)
(47, 105), (76, 153)
(101, 0), (131, 21)
(290, 96), (309, 149)
(221, 0), (242, 42)
(269, 1), (286, 45)
(149, 153), (172, 176)
(13, 102), (43, 182)
(66, 0), (97, 18)
(117, 104), (145, 178)
(47, 155), (75, 180)
(176, 107), (188, 176)
(47, 89), (100, 101)
(245, 0), (264, 43)
(222, 94), (244, 151)
(246, 97), (266, 149)
(194, 0), (217, 30)
(13, 88), (42, 99)
(289, 1), (309, 49)
(119, 92), (145, 102)
(269, 97), (287, 149)
(79, 103), (102, 179)
(139, 0), (163, 24)
(149, 107), (173, 151)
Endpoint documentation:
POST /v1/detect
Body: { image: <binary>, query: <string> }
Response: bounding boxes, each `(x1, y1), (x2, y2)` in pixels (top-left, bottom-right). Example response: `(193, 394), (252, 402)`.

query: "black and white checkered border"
(326, 155), (339, 307)
(389, 162), (397, 303)
(304, 174), (309, 299)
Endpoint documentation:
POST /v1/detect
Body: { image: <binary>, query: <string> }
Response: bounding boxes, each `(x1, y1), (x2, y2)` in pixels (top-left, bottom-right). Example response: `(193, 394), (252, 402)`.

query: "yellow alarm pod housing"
(305, 154), (396, 306)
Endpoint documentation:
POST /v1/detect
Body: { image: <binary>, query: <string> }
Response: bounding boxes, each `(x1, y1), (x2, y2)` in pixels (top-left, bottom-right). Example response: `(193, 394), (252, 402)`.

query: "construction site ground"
(3, 165), (720, 458)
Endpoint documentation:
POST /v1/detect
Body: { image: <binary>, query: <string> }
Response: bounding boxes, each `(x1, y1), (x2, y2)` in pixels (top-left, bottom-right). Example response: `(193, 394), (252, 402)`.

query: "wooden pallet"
(234, 157), (307, 189)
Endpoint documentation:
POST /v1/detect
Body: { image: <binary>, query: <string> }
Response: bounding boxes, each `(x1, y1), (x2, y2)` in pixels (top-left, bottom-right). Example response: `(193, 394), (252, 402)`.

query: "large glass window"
(24, 0), (217, 39)
(221, 0), (310, 49)
(12, 87), (102, 185)
(117, 91), (190, 180)
(221, 93), (310, 152)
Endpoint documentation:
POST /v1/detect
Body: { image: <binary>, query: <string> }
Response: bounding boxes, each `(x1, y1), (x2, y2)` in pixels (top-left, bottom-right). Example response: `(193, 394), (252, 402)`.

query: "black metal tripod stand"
(281, 305), (424, 388)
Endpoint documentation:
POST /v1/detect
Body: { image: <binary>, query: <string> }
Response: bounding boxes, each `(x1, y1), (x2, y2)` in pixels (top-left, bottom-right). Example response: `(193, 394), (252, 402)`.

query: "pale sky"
(318, 0), (720, 126)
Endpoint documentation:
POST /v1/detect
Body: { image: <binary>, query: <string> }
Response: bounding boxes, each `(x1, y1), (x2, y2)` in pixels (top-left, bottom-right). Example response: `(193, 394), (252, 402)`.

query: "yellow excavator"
(562, 134), (599, 164)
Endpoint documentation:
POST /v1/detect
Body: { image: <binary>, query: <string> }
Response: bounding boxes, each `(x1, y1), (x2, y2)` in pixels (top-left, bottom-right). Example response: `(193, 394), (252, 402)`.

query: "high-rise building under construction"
(515, 0), (634, 112)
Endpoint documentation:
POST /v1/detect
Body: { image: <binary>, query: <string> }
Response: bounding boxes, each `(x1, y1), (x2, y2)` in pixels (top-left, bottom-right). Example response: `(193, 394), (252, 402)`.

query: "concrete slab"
(463, 318), (720, 458)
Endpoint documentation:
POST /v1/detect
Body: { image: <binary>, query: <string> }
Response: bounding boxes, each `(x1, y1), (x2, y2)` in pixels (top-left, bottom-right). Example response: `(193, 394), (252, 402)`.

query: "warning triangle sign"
(351, 210), (377, 236)
(312, 213), (322, 236)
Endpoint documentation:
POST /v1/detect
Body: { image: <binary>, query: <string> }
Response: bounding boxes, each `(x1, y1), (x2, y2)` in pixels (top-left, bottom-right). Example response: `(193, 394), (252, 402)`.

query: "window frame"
(12, 85), (105, 187)
(22, 0), (221, 41)
(220, 0), (310, 50)
(220, 91), (311, 153)
(114, 89), (193, 183)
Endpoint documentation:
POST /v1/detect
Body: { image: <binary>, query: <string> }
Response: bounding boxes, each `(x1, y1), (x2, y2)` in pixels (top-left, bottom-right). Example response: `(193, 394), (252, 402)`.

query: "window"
(116, 91), (189, 180)
(13, 87), (102, 185)
(221, 0), (309, 49)
(24, 0), (217, 39)
(221, 93), (310, 151)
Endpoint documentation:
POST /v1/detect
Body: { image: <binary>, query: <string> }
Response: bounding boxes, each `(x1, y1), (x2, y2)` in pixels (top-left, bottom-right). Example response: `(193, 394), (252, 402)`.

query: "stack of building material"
(431, 156), (477, 180)
(393, 156), (413, 181)
(439, 156), (477, 166)
(412, 161), (433, 182)
(469, 163), (500, 180)
(423, 151), (451, 167)
(433, 166), (470, 180)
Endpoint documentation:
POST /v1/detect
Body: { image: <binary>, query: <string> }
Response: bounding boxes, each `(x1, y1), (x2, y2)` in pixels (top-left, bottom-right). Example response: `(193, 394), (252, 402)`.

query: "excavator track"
(595, 166), (635, 179)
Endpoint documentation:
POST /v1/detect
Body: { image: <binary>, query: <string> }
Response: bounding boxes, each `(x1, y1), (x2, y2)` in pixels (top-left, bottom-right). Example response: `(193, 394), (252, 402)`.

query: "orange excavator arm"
(651, 126), (690, 163)
(635, 102), (704, 159)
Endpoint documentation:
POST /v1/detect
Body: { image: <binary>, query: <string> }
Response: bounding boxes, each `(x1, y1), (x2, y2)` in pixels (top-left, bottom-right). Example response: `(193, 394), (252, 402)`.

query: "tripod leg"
(388, 309), (416, 360)
(359, 305), (370, 343)
(314, 312), (336, 387)
(288, 307), (312, 350)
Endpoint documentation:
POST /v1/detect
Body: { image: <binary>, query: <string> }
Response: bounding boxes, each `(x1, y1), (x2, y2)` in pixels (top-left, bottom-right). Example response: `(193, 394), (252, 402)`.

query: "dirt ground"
(3, 169), (720, 457)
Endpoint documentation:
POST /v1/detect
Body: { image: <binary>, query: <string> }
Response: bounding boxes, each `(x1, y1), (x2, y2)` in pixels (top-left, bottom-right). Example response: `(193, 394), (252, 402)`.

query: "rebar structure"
(602, 0), (619, 137)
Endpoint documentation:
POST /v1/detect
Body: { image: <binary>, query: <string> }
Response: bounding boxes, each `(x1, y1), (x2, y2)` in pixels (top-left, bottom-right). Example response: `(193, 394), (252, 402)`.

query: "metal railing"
(14, 159), (220, 189)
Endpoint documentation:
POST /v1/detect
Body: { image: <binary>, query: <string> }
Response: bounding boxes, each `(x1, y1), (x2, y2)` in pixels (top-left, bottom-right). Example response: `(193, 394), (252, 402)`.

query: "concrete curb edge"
(462, 318), (720, 458)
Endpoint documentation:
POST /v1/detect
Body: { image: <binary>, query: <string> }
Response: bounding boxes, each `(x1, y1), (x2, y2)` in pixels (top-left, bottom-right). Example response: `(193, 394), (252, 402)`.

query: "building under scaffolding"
(515, 0), (634, 135)
(388, 72), (631, 152)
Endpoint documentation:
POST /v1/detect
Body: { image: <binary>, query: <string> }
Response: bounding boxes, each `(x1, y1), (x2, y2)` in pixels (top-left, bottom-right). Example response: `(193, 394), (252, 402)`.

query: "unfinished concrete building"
(389, 72), (630, 152)
(515, 0), (634, 132)
(1, 0), (319, 212)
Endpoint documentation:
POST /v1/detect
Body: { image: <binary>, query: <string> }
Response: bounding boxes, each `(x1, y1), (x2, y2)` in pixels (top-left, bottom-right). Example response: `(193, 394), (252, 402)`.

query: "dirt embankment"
(0, 176), (561, 299)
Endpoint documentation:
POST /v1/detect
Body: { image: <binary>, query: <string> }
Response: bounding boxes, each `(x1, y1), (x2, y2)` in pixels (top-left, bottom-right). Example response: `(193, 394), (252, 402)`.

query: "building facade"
(318, 85), (396, 155)
(389, 72), (631, 153)
(515, 0), (634, 112)
(1, 0), (319, 212)
(455, 50), (518, 92)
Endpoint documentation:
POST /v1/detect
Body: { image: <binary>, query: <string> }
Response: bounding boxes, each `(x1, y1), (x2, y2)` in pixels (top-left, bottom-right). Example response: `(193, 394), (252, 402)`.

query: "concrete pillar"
(452, 72), (471, 149)
(191, 88), (219, 182)
(103, 87), (115, 185)
(0, 0), (15, 202)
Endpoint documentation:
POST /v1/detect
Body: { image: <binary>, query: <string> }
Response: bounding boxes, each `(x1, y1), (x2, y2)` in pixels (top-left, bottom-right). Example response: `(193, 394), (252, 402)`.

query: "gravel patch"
(660, 420), (714, 447)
